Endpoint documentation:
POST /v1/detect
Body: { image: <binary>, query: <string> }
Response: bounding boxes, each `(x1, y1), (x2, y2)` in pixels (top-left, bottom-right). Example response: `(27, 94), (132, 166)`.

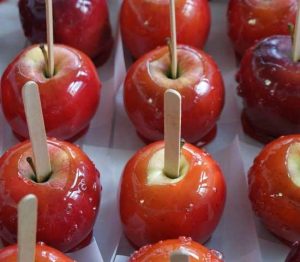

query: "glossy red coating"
(18, 0), (113, 65)
(249, 135), (300, 244)
(124, 45), (225, 145)
(129, 237), (224, 261)
(237, 35), (300, 143)
(119, 141), (226, 248)
(1, 44), (101, 141)
(0, 138), (101, 252)
(227, 0), (297, 58)
(120, 0), (211, 59)
(0, 242), (75, 261)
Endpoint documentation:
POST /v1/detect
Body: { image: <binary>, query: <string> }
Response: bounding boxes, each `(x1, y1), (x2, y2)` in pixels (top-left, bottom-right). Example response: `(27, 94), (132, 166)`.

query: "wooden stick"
(45, 0), (54, 77)
(18, 194), (38, 262)
(169, 0), (177, 79)
(164, 89), (182, 178)
(293, 2), (300, 62)
(22, 81), (51, 183)
(170, 250), (190, 262)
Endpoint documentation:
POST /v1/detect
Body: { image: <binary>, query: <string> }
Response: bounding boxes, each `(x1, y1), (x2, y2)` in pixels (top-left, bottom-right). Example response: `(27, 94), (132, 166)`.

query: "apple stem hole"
(167, 39), (179, 79)
(26, 157), (52, 183)
(40, 44), (55, 78)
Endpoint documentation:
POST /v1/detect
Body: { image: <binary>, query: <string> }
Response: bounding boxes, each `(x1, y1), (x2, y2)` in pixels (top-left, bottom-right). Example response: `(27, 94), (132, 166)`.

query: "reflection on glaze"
(75, 0), (91, 14)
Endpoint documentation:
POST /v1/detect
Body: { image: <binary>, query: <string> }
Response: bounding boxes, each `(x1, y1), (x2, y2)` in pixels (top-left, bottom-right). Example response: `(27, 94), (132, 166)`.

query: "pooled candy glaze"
(129, 237), (224, 261)
(237, 35), (300, 143)
(249, 135), (300, 244)
(0, 138), (101, 252)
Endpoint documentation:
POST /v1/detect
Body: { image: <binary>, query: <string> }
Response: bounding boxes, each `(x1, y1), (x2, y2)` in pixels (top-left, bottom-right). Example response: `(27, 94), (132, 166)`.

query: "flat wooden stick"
(18, 194), (38, 262)
(45, 0), (54, 77)
(293, 2), (300, 62)
(164, 89), (182, 178)
(169, 0), (177, 79)
(170, 250), (190, 262)
(22, 81), (51, 183)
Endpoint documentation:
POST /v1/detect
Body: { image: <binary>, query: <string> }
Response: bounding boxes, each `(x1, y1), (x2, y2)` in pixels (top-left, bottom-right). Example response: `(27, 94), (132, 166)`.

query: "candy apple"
(18, 0), (113, 66)
(0, 242), (74, 261)
(129, 237), (224, 262)
(1, 44), (101, 141)
(0, 138), (101, 252)
(237, 35), (300, 143)
(120, 0), (211, 59)
(124, 45), (224, 146)
(227, 0), (297, 58)
(119, 141), (226, 248)
(249, 135), (300, 244)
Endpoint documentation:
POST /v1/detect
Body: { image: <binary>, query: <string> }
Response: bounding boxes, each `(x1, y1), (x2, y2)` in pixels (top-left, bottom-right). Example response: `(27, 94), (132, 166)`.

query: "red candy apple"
(124, 45), (224, 146)
(119, 141), (226, 248)
(0, 242), (74, 261)
(120, 0), (211, 59)
(18, 0), (113, 65)
(0, 138), (101, 252)
(249, 135), (300, 244)
(129, 237), (224, 262)
(1, 44), (101, 141)
(227, 0), (297, 58)
(237, 35), (300, 143)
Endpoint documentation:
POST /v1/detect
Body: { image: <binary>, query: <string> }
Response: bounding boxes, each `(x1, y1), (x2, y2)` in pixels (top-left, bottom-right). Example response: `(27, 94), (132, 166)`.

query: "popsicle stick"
(45, 0), (54, 77)
(169, 0), (177, 79)
(293, 2), (300, 62)
(170, 250), (190, 262)
(18, 194), (38, 262)
(22, 81), (51, 183)
(164, 89), (182, 178)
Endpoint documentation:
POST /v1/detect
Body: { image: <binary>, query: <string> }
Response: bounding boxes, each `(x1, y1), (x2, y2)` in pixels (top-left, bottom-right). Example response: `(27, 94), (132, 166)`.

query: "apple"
(249, 135), (300, 244)
(129, 237), (224, 261)
(286, 242), (300, 262)
(227, 0), (297, 59)
(124, 44), (225, 146)
(18, 0), (113, 66)
(237, 35), (300, 143)
(0, 138), (101, 252)
(120, 0), (211, 59)
(1, 44), (101, 141)
(119, 141), (226, 248)
(0, 242), (74, 261)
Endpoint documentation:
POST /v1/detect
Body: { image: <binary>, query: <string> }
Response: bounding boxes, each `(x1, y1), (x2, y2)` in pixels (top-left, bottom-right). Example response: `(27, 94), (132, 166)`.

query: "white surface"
(0, 0), (291, 261)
